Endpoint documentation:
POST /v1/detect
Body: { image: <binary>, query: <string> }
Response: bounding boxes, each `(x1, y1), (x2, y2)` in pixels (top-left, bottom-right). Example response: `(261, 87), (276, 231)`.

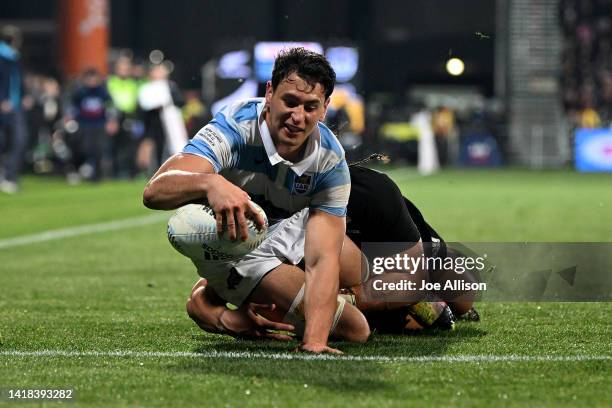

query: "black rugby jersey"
(346, 165), (445, 257)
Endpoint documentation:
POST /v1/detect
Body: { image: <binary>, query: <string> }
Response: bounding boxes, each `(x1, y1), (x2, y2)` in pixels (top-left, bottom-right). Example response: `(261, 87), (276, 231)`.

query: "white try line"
(0, 213), (168, 250)
(1, 350), (610, 363)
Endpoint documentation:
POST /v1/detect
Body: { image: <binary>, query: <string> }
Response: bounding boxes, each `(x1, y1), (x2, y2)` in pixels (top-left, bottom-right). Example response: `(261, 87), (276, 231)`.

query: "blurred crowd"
(0, 26), (210, 194)
(560, 0), (612, 128)
(7, 2), (608, 193)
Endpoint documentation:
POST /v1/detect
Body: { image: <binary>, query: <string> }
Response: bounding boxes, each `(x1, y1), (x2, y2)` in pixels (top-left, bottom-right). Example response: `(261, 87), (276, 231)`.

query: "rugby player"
(144, 48), (362, 353)
(185, 162), (479, 340)
(343, 160), (479, 332)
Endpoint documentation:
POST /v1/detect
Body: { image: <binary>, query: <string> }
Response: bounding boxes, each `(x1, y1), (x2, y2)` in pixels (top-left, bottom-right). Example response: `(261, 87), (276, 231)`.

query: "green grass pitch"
(0, 169), (611, 407)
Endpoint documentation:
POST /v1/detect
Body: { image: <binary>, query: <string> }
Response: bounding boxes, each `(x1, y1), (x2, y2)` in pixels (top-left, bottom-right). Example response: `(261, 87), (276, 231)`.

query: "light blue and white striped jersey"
(183, 98), (350, 224)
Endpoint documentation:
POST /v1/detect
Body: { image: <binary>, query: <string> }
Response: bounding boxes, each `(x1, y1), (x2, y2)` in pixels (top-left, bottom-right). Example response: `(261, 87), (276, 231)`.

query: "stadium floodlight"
(149, 49), (164, 64)
(446, 57), (465, 76)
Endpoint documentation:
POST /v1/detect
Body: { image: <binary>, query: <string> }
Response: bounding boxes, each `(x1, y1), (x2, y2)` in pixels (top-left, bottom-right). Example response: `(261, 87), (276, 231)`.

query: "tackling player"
(344, 159), (479, 332)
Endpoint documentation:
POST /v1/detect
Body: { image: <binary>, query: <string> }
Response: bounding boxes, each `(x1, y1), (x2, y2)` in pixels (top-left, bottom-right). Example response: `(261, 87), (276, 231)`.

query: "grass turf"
(0, 169), (611, 407)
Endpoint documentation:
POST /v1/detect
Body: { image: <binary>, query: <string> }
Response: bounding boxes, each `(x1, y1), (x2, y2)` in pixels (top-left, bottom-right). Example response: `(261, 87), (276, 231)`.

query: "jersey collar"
(257, 101), (319, 177)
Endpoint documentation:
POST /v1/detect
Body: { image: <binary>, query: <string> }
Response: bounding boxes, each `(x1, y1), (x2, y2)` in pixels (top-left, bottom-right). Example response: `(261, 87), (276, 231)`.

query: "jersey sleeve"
(309, 160), (351, 217)
(182, 109), (242, 172)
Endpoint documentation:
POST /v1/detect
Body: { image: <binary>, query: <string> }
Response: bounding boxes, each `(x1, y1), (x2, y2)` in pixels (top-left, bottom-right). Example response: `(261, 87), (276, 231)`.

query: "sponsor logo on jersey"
(198, 127), (225, 147)
(293, 174), (312, 194)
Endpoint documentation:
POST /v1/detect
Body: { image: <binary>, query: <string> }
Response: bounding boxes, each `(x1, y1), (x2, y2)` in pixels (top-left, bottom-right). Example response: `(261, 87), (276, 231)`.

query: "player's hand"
(245, 303), (295, 341)
(296, 343), (343, 354)
(221, 303), (295, 341)
(206, 175), (266, 241)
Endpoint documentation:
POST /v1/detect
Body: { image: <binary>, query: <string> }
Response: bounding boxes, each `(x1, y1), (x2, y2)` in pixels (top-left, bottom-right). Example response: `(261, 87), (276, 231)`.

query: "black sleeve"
(380, 178), (422, 243)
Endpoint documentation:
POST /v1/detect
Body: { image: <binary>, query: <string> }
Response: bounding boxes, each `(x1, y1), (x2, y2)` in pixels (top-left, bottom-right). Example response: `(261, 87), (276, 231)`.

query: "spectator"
(0, 25), (27, 194)
(182, 90), (209, 136)
(137, 63), (184, 172)
(107, 56), (141, 178)
(68, 68), (116, 181)
(560, 0), (612, 127)
(38, 77), (62, 140)
(31, 76), (66, 175)
(431, 106), (458, 165)
(130, 58), (147, 87)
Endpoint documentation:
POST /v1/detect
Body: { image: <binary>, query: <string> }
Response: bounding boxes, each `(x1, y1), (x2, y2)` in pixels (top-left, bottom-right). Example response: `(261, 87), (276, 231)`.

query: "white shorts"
(192, 209), (309, 306)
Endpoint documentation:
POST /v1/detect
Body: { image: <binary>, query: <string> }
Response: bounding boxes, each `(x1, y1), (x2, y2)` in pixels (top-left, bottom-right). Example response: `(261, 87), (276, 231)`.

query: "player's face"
(265, 73), (329, 161)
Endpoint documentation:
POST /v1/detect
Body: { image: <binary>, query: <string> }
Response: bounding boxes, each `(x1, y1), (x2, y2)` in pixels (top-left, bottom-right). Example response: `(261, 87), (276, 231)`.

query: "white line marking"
(1, 350), (610, 363)
(0, 214), (168, 250)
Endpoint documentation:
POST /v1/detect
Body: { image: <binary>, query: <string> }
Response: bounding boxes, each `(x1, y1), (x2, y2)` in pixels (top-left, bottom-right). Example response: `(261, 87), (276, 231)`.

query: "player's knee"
(186, 297), (196, 320)
(190, 278), (207, 298)
(284, 288), (370, 343)
(333, 304), (371, 343)
(346, 318), (371, 344)
(186, 286), (204, 321)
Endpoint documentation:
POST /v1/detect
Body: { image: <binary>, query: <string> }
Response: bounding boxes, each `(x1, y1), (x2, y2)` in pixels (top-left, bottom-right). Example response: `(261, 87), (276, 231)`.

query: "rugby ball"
(167, 202), (267, 262)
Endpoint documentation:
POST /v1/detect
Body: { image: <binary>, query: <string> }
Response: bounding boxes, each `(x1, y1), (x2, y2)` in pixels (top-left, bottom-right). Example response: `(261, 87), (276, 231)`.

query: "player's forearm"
(193, 308), (246, 336)
(302, 259), (340, 345)
(143, 170), (217, 210)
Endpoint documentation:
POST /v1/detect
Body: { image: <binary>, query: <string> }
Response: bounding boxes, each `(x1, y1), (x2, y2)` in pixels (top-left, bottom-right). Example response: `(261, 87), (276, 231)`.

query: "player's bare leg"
(187, 278), (294, 339)
(427, 247), (478, 318)
(248, 263), (370, 344)
(338, 236), (429, 310)
(338, 236), (456, 330)
(186, 264), (370, 344)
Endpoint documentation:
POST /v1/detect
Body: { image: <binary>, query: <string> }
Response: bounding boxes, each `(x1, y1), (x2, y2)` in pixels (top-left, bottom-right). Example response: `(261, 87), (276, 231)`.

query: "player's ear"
(320, 97), (331, 121)
(265, 81), (273, 105)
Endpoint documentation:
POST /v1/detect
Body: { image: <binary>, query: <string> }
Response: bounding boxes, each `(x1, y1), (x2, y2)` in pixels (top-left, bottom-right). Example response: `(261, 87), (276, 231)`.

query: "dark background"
(0, 0), (495, 96)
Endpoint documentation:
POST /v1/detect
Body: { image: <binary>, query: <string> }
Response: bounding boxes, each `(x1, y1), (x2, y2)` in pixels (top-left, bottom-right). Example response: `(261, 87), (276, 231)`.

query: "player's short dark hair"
(271, 47), (336, 99)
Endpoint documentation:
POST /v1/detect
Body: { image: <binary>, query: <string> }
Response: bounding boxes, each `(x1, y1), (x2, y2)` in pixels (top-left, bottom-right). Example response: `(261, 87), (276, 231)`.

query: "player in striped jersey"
(144, 48), (360, 354)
